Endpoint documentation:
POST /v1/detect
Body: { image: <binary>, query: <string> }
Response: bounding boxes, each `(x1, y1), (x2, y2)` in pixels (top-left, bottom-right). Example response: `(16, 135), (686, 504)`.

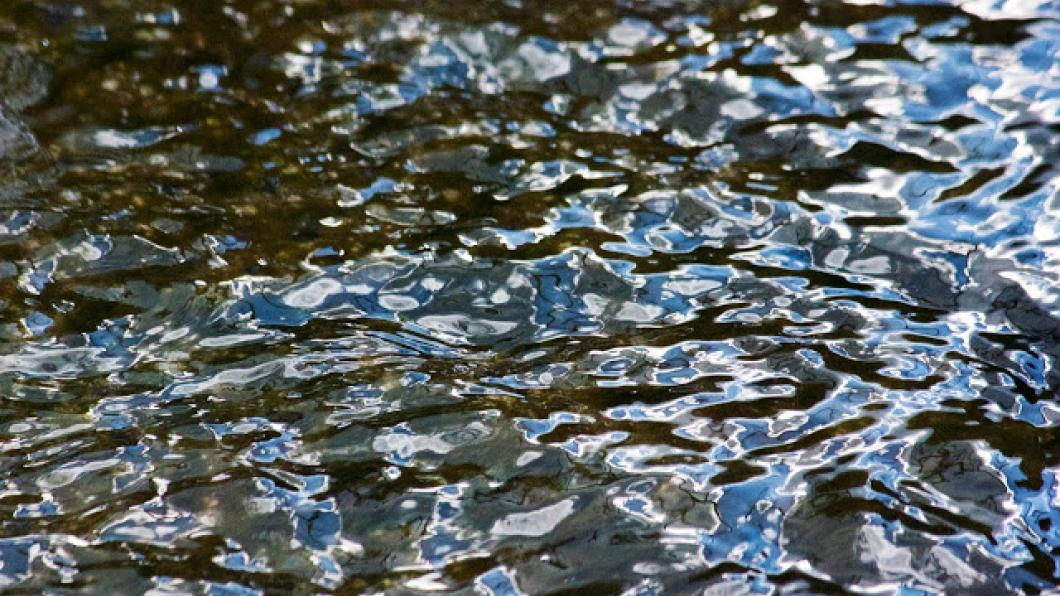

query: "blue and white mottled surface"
(0, 0), (1058, 592)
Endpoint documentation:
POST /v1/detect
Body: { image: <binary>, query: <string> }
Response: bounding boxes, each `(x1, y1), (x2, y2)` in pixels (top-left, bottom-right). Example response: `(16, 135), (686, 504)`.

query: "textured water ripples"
(0, 0), (1058, 593)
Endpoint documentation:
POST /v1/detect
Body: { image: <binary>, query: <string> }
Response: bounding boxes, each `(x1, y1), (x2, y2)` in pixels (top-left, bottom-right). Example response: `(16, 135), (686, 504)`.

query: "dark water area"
(0, 0), (1059, 593)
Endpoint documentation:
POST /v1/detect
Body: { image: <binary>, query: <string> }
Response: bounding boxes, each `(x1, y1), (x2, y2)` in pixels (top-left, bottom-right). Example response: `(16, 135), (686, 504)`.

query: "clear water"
(1, 0), (1058, 593)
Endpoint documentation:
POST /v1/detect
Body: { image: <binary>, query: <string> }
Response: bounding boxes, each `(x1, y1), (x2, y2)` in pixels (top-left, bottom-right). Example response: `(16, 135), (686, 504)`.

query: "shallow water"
(0, 0), (1058, 593)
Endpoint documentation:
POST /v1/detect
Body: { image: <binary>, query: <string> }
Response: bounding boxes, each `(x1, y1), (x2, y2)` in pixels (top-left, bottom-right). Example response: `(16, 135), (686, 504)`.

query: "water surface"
(1, 0), (1059, 593)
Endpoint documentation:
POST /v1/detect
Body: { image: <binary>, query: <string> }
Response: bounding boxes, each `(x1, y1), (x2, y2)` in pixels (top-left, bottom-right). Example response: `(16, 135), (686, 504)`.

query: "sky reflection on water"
(0, 0), (1059, 593)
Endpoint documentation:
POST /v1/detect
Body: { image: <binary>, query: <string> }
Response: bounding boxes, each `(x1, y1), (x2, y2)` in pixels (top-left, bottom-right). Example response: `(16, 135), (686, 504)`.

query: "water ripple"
(0, 0), (1057, 593)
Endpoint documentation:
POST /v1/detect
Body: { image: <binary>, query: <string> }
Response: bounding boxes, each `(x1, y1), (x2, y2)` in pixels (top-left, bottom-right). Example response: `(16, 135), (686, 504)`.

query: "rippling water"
(1, 0), (1059, 593)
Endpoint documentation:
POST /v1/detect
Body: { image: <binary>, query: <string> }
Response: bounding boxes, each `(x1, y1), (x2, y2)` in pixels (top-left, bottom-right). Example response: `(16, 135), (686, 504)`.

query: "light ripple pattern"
(0, 0), (1057, 593)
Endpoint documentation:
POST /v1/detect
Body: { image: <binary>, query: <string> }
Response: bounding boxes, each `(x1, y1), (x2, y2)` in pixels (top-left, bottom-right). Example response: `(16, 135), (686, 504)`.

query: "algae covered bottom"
(0, 0), (1059, 593)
